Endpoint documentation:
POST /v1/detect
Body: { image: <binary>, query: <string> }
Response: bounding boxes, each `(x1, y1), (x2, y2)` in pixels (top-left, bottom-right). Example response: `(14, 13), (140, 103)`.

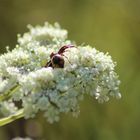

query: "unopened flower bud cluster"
(0, 22), (121, 123)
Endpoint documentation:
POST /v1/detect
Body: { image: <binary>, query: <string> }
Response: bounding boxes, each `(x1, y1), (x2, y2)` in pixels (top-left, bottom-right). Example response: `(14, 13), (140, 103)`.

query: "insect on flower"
(45, 45), (74, 68)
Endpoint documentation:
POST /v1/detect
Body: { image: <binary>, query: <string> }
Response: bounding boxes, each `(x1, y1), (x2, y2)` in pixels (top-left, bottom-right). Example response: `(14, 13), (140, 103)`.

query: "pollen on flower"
(0, 22), (121, 123)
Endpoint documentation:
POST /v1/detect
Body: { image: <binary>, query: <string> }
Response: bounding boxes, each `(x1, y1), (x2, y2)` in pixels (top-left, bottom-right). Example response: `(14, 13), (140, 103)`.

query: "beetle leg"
(45, 60), (52, 67)
(62, 54), (72, 65)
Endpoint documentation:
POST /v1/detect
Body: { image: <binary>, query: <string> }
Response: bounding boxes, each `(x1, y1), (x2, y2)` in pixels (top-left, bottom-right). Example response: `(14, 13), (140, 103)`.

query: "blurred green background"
(0, 0), (140, 140)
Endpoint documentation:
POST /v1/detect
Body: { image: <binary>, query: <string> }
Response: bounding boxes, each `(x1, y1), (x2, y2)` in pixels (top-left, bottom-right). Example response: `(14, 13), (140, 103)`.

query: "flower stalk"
(0, 108), (24, 126)
(0, 85), (20, 102)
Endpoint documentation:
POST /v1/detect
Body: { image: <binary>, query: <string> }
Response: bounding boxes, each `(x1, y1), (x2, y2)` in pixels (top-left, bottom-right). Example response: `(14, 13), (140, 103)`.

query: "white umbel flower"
(0, 22), (121, 123)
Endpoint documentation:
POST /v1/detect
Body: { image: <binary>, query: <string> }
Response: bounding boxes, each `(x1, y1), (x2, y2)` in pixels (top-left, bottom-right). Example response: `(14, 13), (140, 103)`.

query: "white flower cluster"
(0, 22), (121, 123)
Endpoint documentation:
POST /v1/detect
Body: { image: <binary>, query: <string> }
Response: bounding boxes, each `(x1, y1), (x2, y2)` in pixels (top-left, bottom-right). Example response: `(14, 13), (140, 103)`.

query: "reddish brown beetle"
(45, 45), (74, 68)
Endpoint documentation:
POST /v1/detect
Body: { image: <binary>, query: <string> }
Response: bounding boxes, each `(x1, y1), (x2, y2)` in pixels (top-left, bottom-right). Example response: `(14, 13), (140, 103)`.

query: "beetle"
(45, 45), (74, 68)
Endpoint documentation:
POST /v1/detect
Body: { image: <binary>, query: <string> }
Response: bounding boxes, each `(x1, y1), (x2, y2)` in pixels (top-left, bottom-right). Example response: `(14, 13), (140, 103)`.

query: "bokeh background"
(0, 0), (140, 140)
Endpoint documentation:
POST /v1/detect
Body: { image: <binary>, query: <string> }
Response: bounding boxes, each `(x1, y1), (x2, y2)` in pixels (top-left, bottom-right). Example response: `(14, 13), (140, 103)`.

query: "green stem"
(0, 109), (24, 127)
(0, 85), (20, 101)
